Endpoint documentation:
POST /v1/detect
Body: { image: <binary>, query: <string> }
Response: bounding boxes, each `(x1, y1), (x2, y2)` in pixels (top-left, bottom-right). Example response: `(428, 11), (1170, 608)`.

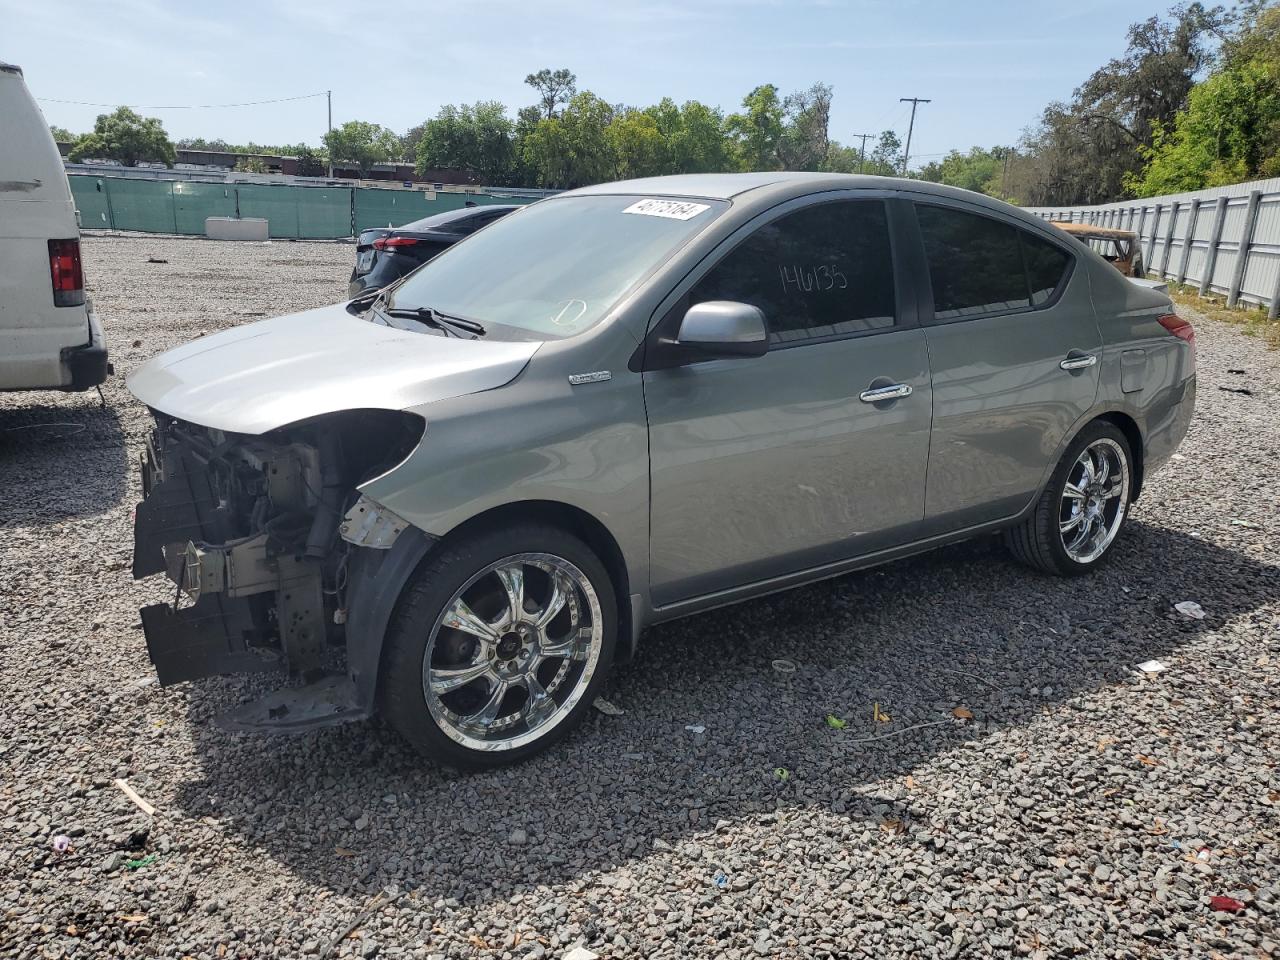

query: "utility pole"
(852, 133), (873, 173)
(899, 97), (930, 176)
(326, 90), (333, 179)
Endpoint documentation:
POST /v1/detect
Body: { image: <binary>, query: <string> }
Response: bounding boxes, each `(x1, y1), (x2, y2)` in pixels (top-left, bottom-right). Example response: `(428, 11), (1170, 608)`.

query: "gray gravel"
(2, 235), (1278, 959)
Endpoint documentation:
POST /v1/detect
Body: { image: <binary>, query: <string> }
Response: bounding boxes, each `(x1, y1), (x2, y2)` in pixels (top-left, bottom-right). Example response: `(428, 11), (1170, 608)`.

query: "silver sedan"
(127, 173), (1196, 768)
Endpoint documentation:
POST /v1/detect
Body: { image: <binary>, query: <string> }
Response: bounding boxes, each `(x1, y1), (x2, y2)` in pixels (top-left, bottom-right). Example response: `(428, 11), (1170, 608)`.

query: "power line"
(899, 97), (931, 175)
(37, 92), (328, 109)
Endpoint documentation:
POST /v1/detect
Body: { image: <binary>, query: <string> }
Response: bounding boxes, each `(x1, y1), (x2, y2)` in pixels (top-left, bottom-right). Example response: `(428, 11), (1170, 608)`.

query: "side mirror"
(674, 301), (769, 360)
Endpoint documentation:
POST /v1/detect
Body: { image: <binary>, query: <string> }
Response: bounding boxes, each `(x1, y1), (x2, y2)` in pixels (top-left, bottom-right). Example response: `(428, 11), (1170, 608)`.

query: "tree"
(607, 109), (667, 179)
(866, 130), (904, 176)
(401, 123), (427, 163)
(291, 147), (326, 177)
(1129, 5), (1280, 195)
(726, 84), (784, 171)
(68, 107), (175, 167)
(414, 101), (516, 184)
(777, 82), (832, 170)
(1017, 2), (1230, 204)
(521, 91), (616, 188)
(525, 68), (577, 119)
(234, 155), (269, 173)
(915, 146), (1007, 193)
(322, 120), (401, 175)
(49, 125), (75, 143)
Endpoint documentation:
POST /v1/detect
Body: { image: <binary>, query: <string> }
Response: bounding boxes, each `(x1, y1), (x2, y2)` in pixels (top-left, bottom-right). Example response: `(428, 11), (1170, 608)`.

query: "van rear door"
(0, 61), (101, 391)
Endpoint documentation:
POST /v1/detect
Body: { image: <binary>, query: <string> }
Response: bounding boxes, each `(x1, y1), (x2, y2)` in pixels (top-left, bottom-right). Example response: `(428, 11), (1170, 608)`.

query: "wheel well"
(440, 500), (636, 662)
(1095, 412), (1144, 500)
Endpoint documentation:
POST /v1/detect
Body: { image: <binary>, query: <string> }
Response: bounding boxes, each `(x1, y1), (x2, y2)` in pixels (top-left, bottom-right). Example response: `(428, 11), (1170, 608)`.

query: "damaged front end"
(132, 408), (427, 731)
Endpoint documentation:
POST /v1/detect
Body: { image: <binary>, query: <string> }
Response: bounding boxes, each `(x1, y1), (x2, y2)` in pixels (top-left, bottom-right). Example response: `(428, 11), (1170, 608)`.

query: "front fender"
(344, 527), (437, 711)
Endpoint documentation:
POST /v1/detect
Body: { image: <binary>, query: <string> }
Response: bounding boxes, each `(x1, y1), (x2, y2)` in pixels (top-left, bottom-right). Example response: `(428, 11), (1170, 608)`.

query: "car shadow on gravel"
(171, 520), (1277, 903)
(0, 399), (127, 525)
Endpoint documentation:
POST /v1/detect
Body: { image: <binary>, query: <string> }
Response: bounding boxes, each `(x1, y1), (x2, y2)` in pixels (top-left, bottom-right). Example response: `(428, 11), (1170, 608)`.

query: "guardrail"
(1026, 177), (1280, 319)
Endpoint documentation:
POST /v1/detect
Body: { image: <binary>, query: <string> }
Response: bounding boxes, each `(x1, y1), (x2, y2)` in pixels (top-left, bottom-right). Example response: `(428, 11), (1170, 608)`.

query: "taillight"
(1158, 312), (1195, 363)
(373, 236), (419, 251)
(48, 238), (85, 307)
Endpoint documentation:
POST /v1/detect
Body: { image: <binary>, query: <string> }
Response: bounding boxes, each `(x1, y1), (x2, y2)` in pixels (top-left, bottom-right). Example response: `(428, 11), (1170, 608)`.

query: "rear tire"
(379, 523), (616, 769)
(1004, 421), (1134, 577)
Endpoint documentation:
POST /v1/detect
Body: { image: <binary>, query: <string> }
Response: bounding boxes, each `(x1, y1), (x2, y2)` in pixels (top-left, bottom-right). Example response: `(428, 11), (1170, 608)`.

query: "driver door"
(641, 196), (934, 608)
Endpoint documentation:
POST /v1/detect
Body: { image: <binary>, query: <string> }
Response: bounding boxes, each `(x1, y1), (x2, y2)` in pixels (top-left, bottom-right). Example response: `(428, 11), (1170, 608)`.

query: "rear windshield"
(389, 194), (726, 339)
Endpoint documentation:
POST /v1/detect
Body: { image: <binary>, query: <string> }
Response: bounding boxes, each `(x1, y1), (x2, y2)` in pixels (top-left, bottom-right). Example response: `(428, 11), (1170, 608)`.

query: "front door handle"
(859, 383), (913, 403)
(1059, 353), (1098, 371)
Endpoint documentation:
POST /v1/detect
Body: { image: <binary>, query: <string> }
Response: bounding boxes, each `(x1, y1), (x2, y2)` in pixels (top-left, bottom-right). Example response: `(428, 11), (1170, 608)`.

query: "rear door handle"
(1059, 353), (1097, 371)
(859, 383), (913, 403)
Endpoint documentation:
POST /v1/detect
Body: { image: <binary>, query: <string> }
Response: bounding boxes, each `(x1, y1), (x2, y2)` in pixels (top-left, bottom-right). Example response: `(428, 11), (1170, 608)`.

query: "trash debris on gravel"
(1174, 600), (1207, 619)
(1, 239), (1275, 958)
(1136, 659), (1168, 673)
(591, 696), (624, 716)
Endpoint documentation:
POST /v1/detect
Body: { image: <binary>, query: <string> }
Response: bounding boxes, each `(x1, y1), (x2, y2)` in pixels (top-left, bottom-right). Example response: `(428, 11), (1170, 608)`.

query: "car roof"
(397, 204), (518, 232)
(1049, 221), (1136, 241)
(561, 172), (1066, 238)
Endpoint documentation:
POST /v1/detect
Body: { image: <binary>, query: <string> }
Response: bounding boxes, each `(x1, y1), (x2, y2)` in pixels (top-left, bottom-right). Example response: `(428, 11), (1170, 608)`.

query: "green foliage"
(915, 146), (1013, 195)
(233, 155), (268, 173)
(49, 125), (76, 143)
(322, 120), (401, 175)
(293, 146), (327, 177)
(68, 107), (175, 167)
(525, 68), (577, 119)
(1014, 2), (1230, 205)
(725, 84), (784, 171)
(1129, 6), (1280, 195)
(414, 101), (516, 184)
(777, 83), (832, 171)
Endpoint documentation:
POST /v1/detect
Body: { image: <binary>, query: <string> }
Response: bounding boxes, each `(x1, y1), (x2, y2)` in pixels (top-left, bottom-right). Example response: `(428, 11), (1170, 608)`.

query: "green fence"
(68, 175), (535, 239)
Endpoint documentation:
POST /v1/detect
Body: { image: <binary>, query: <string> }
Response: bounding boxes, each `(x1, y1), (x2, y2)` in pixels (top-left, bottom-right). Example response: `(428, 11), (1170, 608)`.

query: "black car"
(348, 204), (519, 297)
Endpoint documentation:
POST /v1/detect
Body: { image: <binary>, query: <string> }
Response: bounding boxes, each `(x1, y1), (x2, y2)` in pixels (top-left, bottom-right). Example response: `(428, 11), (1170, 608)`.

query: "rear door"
(643, 195), (933, 606)
(909, 199), (1098, 535)
(0, 62), (89, 389)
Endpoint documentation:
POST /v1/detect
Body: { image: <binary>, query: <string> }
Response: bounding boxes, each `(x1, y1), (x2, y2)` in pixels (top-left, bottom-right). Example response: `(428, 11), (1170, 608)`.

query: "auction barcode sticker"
(621, 198), (711, 220)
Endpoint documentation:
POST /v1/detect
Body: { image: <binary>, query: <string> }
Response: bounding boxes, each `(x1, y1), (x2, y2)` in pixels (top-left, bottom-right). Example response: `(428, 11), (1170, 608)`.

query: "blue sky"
(7, 0), (1175, 163)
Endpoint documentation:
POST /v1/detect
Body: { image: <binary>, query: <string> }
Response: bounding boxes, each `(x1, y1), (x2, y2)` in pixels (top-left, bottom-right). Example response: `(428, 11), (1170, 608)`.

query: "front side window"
(917, 204), (1072, 320)
(688, 200), (896, 344)
(389, 195), (726, 339)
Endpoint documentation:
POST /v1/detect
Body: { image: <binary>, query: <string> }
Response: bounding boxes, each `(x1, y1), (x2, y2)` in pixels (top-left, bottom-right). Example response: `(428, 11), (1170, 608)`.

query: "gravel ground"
(1, 235), (1277, 960)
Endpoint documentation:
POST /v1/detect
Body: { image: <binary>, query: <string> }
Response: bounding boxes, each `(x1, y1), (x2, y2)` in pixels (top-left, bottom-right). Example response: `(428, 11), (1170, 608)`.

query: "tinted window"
(917, 205), (1030, 319)
(689, 200), (895, 344)
(1022, 231), (1071, 305)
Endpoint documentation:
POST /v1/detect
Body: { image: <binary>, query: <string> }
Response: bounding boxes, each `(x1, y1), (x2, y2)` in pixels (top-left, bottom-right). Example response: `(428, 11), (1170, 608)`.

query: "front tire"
(1004, 421), (1134, 576)
(379, 523), (616, 769)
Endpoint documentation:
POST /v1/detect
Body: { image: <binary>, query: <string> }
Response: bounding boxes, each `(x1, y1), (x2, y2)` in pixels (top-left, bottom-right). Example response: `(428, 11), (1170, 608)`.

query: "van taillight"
(48, 238), (85, 307)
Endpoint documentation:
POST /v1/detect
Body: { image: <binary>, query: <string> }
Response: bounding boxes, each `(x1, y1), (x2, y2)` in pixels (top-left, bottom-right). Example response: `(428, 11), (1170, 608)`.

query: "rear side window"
(689, 200), (895, 344)
(1023, 231), (1071, 305)
(917, 205), (1071, 319)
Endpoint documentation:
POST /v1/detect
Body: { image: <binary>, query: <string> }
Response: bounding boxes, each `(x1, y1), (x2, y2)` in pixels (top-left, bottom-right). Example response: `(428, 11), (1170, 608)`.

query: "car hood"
(127, 302), (540, 435)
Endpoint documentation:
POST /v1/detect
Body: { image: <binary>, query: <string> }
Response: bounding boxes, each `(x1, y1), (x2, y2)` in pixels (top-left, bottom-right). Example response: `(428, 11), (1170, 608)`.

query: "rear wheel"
(380, 524), (616, 768)
(1004, 421), (1133, 576)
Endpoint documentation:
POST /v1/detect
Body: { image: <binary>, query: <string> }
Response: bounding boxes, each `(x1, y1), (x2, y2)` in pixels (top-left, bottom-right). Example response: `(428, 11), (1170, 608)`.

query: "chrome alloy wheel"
(1059, 438), (1130, 564)
(422, 553), (603, 753)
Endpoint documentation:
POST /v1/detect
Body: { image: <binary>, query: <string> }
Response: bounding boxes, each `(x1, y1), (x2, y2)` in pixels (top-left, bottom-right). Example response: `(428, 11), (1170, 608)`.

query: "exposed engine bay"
(132, 408), (425, 727)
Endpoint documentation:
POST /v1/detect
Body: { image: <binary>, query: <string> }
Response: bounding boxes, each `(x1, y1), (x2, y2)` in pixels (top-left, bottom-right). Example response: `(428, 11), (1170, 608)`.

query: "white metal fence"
(1025, 177), (1280, 319)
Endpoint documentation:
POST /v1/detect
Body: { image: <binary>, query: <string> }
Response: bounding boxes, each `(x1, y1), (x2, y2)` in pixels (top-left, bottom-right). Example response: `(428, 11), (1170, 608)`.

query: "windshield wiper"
(347, 284), (389, 315)
(384, 305), (486, 338)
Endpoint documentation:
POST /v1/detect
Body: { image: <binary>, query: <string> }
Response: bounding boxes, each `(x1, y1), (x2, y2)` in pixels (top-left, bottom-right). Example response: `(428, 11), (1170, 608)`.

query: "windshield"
(389, 194), (727, 339)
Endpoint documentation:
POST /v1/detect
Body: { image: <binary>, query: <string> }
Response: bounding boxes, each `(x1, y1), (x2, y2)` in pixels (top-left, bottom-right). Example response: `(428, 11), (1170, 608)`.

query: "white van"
(0, 61), (108, 392)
